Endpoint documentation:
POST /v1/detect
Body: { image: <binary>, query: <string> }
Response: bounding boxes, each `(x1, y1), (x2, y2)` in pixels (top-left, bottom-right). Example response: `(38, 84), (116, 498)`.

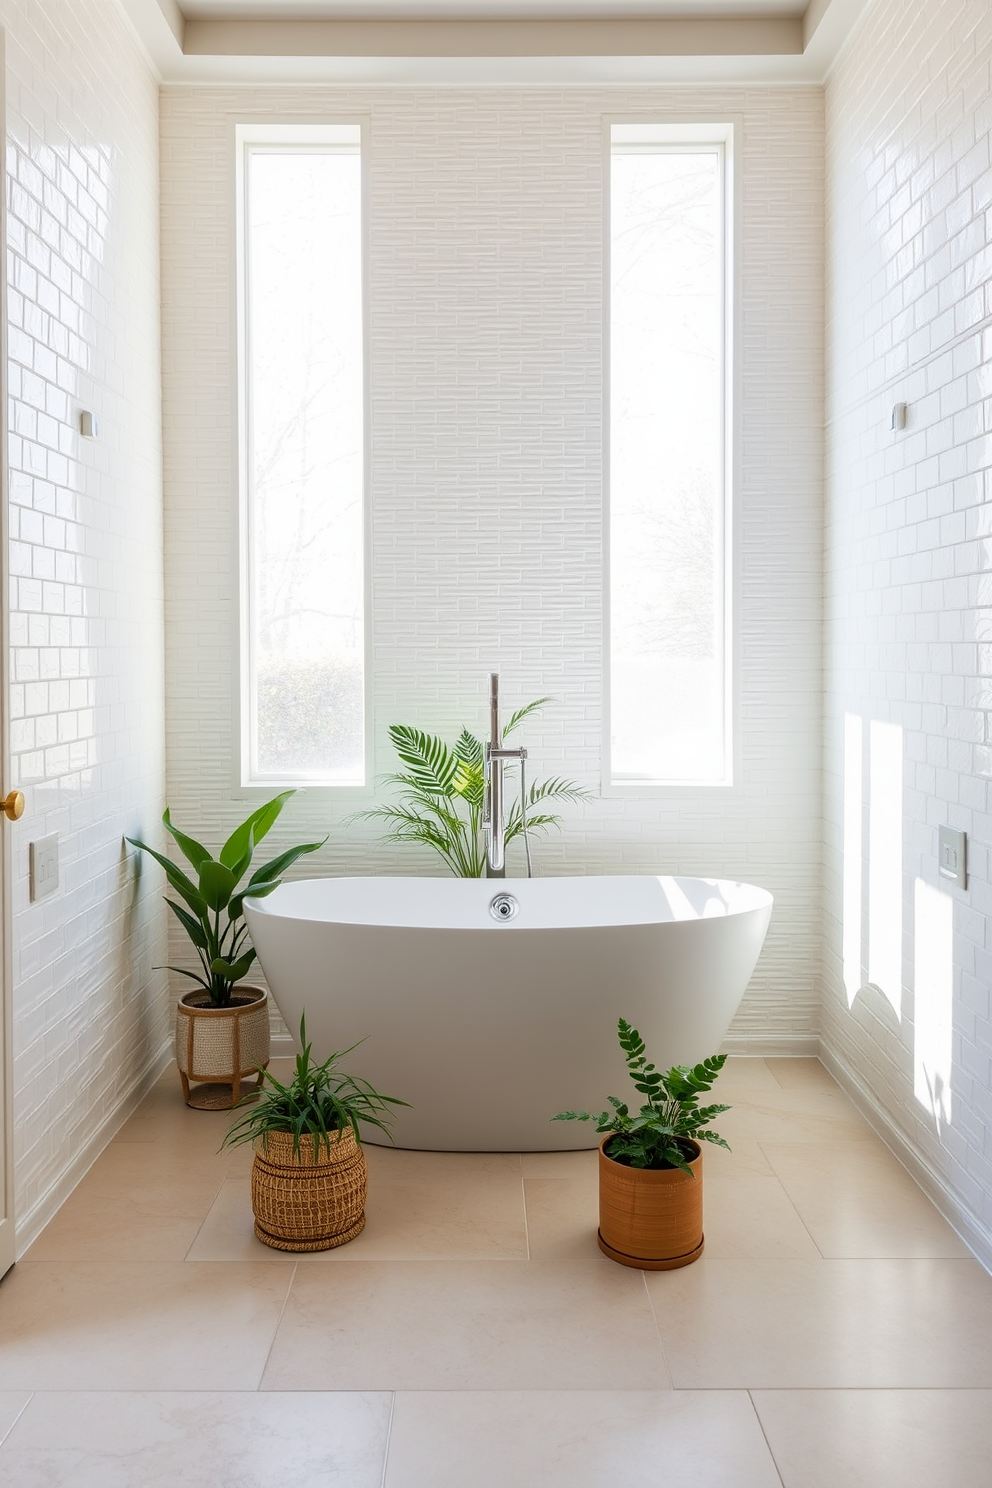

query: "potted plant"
(353, 697), (586, 876)
(223, 1017), (408, 1251)
(127, 791), (324, 1109)
(553, 1018), (731, 1270)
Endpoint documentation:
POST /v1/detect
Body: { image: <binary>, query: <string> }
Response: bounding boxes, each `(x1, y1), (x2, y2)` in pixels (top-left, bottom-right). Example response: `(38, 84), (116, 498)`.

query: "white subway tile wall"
(823, 1), (992, 1246)
(161, 86), (824, 1051)
(3, 0), (168, 1239)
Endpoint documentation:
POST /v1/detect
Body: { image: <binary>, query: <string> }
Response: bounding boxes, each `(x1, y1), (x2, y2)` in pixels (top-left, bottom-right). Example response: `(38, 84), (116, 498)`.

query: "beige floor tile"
(81, 1140), (233, 1191)
(524, 1178), (600, 1259)
(0, 1393), (31, 1447)
(701, 1164), (820, 1260)
(751, 1389), (992, 1488)
(0, 1391), (391, 1488)
(385, 1390), (781, 1488)
(646, 1258), (992, 1388)
(263, 1259), (670, 1390)
(23, 1191), (206, 1264)
(185, 1178), (295, 1263)
(717, 1085), (876, 1145)
(761, 1141), (970, 1258)
(357, 1149), (527, 1259)
(712, 1057), (783, 1093)
(0, 1262), (292, 1390)
(765, 1058), (840, 1091)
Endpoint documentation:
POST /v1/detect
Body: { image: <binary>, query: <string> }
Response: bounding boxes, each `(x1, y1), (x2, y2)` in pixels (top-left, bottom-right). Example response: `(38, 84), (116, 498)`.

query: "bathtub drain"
(489, 893), (519, 922)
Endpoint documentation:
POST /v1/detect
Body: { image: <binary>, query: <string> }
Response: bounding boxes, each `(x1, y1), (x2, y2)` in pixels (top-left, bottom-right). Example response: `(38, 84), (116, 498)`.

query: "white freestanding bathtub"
(245, 875), (773, 1152)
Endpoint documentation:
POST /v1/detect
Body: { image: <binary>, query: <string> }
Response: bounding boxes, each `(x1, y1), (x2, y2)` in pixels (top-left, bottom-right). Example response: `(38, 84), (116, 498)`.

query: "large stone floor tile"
(359, 1148), (528, 1259)
(0, 1390), (391, 1488)
(384, 1390), (781, 1488)
(761, 1141), (971, 1258)
(0, 1262), (292, 1390)
(523, 1177), (599, 1259)
(263, 1259), (669, 1391)
(646, 1257), (992, 1388)
(752, 1388), (992, 1488)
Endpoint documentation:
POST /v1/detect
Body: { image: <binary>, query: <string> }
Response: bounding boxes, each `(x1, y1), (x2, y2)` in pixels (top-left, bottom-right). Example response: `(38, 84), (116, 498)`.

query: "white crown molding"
(118, 0), (872, 86)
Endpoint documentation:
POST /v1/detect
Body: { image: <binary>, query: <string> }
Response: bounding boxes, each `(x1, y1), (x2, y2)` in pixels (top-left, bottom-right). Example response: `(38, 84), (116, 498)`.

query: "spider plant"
(552, 1018), (731, 1175)
(353, 697), (586, 877)
(127, 791), (325, 1007)
(223, 1016), (409, 1159)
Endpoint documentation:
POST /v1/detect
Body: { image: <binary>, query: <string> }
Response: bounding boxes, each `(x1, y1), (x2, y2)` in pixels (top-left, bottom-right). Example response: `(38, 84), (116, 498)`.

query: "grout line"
(639, 1269), (674, 1389)
(520, 1160), (532, 1261)
(379, 1391), (397, 1488)
(254, 1258), (298, 1390)
(0, 1391), (34, 1453)
(747, 1389), (787, 1488)
(755, 1140), (826, 1259)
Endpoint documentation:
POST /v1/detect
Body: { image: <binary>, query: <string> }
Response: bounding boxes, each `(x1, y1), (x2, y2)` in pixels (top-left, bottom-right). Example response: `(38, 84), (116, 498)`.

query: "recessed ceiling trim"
(183, 16), (802, 57)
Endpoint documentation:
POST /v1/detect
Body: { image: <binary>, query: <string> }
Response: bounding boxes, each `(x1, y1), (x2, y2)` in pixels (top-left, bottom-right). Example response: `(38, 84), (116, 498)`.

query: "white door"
(0, 28), (15, 1282)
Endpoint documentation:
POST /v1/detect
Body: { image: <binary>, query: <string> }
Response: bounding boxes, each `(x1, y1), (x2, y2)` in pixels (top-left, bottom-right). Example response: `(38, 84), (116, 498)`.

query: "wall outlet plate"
(938, 825), (967, 888)
(29, 833), (59, 901)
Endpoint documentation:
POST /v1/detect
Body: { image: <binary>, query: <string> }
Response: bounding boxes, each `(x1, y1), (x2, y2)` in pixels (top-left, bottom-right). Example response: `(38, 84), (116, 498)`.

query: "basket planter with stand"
(175, 986), (270, 1110)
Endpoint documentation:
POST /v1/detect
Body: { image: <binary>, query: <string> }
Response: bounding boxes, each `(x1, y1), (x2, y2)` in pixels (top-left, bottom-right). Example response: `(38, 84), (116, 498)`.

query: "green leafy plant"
(353, 697), (586, 877)
(552, 1018), (731, 1175)
(223, 1015), (409, 1159)
(127, 792), (325, 1008)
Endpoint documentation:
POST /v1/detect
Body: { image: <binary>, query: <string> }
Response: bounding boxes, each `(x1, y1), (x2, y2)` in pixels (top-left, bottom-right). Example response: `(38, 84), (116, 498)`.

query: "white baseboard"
(15, 1036), (173, 1260)
(819, 1040), (992, 1277)
(721, 1032), (820, 1057)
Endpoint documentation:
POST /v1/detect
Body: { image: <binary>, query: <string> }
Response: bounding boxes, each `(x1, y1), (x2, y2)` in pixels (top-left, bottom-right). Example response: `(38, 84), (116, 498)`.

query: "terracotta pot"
(597, 1136), (704, 1270)
(251, 1127), (367, 1252)
(174, 985), (270, 1110)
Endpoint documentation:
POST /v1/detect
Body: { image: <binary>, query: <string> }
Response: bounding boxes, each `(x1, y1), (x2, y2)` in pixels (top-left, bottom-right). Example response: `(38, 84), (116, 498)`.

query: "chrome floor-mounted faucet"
(482, 672), (531, 878)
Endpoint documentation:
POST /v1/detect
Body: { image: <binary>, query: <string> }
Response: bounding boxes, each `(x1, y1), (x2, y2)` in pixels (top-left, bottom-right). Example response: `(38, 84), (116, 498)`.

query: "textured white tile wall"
(2, 0), (168, 1237)
(161, 85), (823, 1050)
(823, 0), (992, 1246)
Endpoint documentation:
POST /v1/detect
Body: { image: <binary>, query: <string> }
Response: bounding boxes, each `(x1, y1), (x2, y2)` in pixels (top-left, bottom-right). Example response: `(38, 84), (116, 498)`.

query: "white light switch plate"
(938, 825), (967, 888)
(30, 833), (59, 901)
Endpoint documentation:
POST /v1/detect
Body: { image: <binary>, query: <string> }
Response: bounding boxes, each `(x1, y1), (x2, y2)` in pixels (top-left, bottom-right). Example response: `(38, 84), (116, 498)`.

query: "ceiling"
(119, 0), (873, 82)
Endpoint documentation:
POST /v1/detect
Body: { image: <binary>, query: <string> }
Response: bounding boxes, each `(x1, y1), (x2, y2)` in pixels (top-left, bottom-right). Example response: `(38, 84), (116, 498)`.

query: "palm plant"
(553, 1018), (731, 1174)
(127, 791), (325, 1007)
(354, 697), (586, 877)
(223, 1016), (408, 1159)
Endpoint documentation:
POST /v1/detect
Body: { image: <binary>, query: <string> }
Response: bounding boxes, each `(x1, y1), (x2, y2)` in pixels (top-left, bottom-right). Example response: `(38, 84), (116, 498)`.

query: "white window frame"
(603, 118), (739, 793)
(234, 120), (373, 790)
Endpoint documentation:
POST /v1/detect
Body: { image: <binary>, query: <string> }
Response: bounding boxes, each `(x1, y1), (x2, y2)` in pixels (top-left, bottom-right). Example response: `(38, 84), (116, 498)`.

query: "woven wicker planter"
(597, 1136), (704, 1270)
(251, 1127), (367, 1252)
(175, 986), (270, 1110)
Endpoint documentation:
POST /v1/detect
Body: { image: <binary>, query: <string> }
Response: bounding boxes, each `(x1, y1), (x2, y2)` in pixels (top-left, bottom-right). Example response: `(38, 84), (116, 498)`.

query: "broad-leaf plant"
(127, 791), (324, 1007)
(354, 697), (586, 877)
(224, 1014), (408, 1159)
(553, 1018), (731, 1175)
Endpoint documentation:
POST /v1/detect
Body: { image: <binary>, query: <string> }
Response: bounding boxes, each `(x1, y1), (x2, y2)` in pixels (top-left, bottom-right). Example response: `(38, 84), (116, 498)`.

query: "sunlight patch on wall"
(913, 878), (953, 1127)
(867, 720), (903, 1018)
(842, 711), (864, 1007)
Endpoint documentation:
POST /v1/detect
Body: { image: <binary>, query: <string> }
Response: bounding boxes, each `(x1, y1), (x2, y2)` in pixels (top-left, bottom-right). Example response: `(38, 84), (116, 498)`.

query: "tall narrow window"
(607, 124), (732, 785)
(238, 125), (367, 785)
